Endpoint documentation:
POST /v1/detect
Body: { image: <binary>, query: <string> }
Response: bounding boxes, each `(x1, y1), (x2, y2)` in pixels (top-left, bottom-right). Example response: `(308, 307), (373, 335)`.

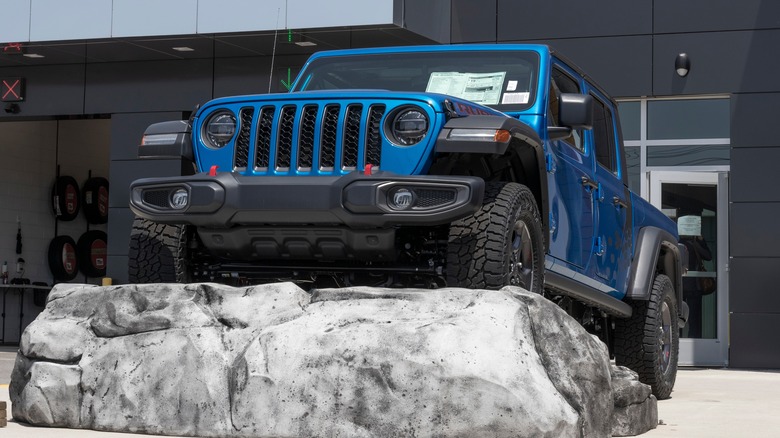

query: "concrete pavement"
(3, 345), (780, 437)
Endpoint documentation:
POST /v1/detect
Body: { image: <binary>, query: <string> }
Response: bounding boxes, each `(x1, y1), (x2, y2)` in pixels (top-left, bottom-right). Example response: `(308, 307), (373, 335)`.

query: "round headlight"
(388, 107), (428, 146)
(203, 111), (237, 149)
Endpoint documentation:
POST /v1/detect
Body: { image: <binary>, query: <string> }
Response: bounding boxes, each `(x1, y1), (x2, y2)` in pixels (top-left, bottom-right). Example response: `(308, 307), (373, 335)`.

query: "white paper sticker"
(677, 215), (702, 236)
(426, 71), (506, 105)
(507, 80), (518, 91)
(501, 92), (530, 105)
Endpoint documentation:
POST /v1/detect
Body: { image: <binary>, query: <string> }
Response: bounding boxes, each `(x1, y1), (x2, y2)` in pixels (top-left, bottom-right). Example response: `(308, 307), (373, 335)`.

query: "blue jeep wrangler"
(128, 44), (687, 399)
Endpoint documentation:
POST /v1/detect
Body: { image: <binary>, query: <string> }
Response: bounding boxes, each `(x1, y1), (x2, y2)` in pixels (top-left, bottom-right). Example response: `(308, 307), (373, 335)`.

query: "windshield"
(294, 50), (539, 111)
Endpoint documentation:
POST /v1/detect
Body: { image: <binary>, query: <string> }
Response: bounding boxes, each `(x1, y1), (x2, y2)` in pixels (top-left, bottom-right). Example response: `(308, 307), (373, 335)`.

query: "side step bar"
(544, 271), (633, 318)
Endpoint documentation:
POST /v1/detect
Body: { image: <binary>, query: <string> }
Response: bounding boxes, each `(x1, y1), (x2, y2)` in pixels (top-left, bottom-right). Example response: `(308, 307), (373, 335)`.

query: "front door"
(650, 171), (729, 366)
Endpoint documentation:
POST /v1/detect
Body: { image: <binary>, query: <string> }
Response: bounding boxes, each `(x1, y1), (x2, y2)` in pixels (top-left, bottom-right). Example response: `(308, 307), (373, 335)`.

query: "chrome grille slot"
(298, 105), (318, 171)
(255, 106), (275, 170)
(365, 105), (385, 167)
(320, 104), (340, 171)
(276, 106), (296, 170)
(234, 107), (254, 169)
(342, 104), (363, 170)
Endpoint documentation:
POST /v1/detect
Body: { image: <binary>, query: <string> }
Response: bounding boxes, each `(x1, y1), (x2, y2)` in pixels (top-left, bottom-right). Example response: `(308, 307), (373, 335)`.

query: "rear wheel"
(446, 181), (544, 293)
(614, 273), (679, 399)
(128, 217), (192, 283)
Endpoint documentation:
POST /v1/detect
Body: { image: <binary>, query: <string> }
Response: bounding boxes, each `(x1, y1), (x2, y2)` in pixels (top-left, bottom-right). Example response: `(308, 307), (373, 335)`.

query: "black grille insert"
(276, 106), (296, 170)
(234, 107), (254, 169)
(414, 189), (457, 209)
(255, 107), (275, 169)
(320, 104), (340, 170)
(365, 105), (385, 167)
(342, 104), (363, 169)
(142, 189), (171, 209)
(298, 105), (318, 170)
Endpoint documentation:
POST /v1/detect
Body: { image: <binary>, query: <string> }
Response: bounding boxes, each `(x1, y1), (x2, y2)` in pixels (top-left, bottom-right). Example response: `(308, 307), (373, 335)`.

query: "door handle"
(581, 176), (599, 191)
(581, 176), (603, 201)
(613, 196), (629, 209)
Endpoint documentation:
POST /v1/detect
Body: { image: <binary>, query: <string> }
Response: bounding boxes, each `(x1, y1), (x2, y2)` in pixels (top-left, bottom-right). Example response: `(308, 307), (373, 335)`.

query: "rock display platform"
(10, 283), (657, 437)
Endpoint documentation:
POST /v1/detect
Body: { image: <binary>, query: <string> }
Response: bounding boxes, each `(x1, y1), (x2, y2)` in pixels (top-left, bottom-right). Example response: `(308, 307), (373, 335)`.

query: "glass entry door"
(649, 171), (729, 366)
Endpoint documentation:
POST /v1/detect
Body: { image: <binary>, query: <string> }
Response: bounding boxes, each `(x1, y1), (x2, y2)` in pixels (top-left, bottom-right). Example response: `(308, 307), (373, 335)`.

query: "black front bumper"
(129, 171), (485, 229)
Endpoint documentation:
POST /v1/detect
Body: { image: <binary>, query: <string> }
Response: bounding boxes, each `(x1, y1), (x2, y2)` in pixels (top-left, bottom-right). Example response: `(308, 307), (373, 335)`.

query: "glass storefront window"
(625, 146), (640, 192)
(647, 145), (730, 167)
(647, 99), (730, 140)
(617, 101), (640, 141)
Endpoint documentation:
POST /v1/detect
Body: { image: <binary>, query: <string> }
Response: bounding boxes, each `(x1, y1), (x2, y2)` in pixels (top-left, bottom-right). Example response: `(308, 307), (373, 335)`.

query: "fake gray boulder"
(10, 283), (657, 437)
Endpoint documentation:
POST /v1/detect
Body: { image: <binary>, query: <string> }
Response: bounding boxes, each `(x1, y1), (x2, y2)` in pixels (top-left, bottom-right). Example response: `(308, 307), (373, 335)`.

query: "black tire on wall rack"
(51, 176), (81, 221)
(48, 235), (79, 282)
(82, 177), (109, 224)
(77, 230), (108, 278)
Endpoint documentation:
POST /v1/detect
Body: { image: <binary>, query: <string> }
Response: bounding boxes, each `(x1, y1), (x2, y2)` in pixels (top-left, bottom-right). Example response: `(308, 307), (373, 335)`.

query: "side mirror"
(559, 93), (593, 129)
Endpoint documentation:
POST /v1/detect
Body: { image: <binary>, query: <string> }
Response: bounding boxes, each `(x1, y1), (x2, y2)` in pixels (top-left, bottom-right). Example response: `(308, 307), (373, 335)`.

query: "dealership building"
(0, 0), (776, 369)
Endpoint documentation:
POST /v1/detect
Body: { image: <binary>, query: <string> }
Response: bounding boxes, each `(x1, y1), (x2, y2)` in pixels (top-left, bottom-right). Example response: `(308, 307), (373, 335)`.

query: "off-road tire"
(447, 181), (544, 293)
(128, 217), (191, 283)
(614, 273), (679, 400)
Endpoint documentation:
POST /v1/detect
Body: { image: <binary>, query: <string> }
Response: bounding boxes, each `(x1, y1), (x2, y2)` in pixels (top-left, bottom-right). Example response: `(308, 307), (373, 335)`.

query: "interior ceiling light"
(295, 41), (317, 47)
(172, 46), (195, 52)
(23, 53), (44, 58)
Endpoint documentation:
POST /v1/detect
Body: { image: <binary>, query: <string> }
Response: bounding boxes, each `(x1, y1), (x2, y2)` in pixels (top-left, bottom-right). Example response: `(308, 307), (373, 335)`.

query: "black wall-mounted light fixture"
(675, 53), (690, 77)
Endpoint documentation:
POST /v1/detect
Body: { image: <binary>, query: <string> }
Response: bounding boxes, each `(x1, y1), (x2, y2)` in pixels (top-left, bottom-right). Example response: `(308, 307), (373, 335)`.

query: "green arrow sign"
(280, 68), (292, 91)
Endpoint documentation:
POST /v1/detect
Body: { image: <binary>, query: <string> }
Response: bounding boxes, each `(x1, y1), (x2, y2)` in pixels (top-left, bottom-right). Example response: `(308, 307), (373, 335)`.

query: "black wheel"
(77, 230), (107, 277)
(82, 177), (109, 224)
(128, 217), (191, 283)
(48, 235), (79, 282)
(447, 181), (544, 292)
(614, 273), (679, 400)
(51, 176), (81, 221)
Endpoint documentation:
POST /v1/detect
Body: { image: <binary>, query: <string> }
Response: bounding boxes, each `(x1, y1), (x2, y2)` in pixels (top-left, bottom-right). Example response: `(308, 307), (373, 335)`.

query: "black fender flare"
(626, 227), (686, 319)
(434, 115), (549, 238)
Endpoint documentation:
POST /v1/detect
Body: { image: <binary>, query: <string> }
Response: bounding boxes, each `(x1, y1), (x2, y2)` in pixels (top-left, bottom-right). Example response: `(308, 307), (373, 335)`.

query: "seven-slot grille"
(231, 103), (387, 174)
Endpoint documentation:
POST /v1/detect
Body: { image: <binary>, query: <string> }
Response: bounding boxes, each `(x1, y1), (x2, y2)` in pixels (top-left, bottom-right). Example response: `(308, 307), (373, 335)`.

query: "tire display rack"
(49, 167), (109, 283)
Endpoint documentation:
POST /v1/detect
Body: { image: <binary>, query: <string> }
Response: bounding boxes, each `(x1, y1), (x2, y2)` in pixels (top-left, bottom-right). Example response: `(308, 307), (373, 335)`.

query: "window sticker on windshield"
(507, 80), (518, 92)
(501, 92), (530, 105)
(426, 72), (506, 105)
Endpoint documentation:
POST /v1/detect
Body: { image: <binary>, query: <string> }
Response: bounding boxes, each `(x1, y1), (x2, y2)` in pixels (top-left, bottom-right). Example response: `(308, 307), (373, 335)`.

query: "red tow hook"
(209, 165), (218, 176)
(364, 164), (373, 175)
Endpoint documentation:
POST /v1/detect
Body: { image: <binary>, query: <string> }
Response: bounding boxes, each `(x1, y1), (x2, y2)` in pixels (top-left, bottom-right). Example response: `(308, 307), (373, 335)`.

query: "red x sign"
(1, 78), (24, 102)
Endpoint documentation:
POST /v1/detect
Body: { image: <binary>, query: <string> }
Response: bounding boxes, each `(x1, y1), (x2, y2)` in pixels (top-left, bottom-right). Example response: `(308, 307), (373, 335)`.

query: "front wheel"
(128, 217), (192, 283)
(614, 273), (679, 400)
(446, 181), (544, 293)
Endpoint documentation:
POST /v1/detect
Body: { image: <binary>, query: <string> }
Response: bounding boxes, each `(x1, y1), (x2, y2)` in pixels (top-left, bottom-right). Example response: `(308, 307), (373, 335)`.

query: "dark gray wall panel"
(730, 313), (780, 368)
(731, 93), (780, 148)
(85, 59), (213, 114)
(653, 30), (780, 96)
(214, 55), (309, 97)
(516, 36), (652, 98)
(107, 254), (129, 284)
(730, 258), (780, 313)
(731, 148), (780, 203)
(497, 0), (651, 41)
(0, 64), (84, 117)
(655, 0), (780, 34)
(107, 206), (133, 262)
(108, 158), (191, 208)
(402, 0), (451, 44)
(451, 0), (496, 43)
(730, 203), (780, 257)
(110, 112), (184, 160)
